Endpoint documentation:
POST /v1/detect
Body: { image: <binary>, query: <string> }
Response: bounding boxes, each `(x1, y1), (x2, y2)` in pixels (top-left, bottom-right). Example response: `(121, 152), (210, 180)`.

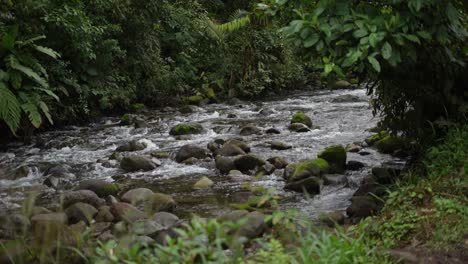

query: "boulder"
(120, 156), (158, 172)
(267, 157), (288, 169)
(225, 139), (250, 153)
(75, 179), (120, 197)
(95, 206), (115, 223)
(239, 125), (262, 136)
(218, 210), (249, 223)
(346, 196), (382, 218)
(323, 174), (348, 185)
(270, 141), (292, 150)
(181, 157), (200, 165)
(62, 190), (105, 208)
(317, 145), (347, 173)
(318, 212), (345, 227)
(65, 202), (98, 225)
(288, 159), (329, 183)
(121, 188), (154, 204)
(346, 161), (366, 171)
(43, 164), (76, 189)
(116, 140), (146, 152)
(345, 143), (362, 153)
(179, 105), (197, 114)
(144, 193), (177, 213)
(184, 95), (204, 105)
(110, 203), (146, 223)
(331, 94), (361, 103)
(371, 167), (400, 185)
(365, 131), (389, 146)
(288, 123), (310, 132)
(5, 165), (30, 180)
(291, 112), (312, 128)
(265, 128), (281, 134)
(175, 144), (209, 163)
(152, 212), (180, 228)
(284, 177), (321, 194)
(330, 80), (352, 89)
(150, 151), (170, 159)
(375, 136), (407, 154)
(169, 123), (203, 136)
(193, 176), (214, 190)
(216, 143), (245, 157)
(236, 211), (267, 239)
(234, 154), (266, 172)
(215, 156), (236, 174)
(353, 183), (387, 197)
(131, 219), (165, 237)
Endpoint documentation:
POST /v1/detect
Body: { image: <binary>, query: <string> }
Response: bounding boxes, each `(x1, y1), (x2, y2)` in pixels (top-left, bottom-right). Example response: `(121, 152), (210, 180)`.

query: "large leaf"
(7, 55), (48, 88)
(33, 45), (60, 59)
(21, 102), (42, 128)
(367, 56), (381, 72)
(303, 33), (319, 48)
(38, 101), (53, 125)
(0, 83), (21, 134)
(381, 42), (392, 60)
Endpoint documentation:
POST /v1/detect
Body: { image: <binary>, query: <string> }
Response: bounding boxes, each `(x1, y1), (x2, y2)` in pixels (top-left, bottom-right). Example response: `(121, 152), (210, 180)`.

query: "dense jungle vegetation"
(0, 0), (467, 263)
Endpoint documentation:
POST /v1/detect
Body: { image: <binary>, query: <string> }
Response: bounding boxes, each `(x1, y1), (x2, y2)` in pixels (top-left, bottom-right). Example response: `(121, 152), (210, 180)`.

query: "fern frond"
(33, 87), (60, 101)
(0, 83), (21, 134)
(38, 101), (53, 125)
(229, 9), (249, 22)
(33, 45), (60, 59)
(16, 36), (46, 47)
(217, 16), (251, 33)
(21, 102), (42, 128)
(206, 19), (226, 42)
(7, 54), (48, 88)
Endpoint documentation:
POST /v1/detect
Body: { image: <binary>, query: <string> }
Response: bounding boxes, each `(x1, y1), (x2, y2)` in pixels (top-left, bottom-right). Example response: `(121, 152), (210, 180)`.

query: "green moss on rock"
(365, 131), (389, 145)
(131, 103), (145, 111)
(291, 112), (313, 128)
(185, 95), (204, 105)
(120, 114), (132, 125)
(289, 158), (329, 182)
(169, 124), (203, 136)
(317, 145), (347, 173)
(375, 136), (407, 154)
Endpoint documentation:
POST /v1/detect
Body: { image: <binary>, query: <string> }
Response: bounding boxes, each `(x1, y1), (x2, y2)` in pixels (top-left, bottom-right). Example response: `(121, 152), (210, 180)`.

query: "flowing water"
(0, 89), (401, 218)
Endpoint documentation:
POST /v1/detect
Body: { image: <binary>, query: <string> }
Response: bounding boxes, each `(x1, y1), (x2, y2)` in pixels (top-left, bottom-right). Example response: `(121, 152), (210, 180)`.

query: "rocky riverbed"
(0, 88), (408, 245)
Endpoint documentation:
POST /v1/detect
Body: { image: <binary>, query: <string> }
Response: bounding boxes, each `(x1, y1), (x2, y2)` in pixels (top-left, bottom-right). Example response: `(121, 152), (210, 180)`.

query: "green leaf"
(0, 83), (21, 134)
(446, 2), (459, 24)
(404, 34), (420, 44)
(1, 25), (18, 50)
(33, 45), (60, 59)
(21, 102), (42, 128)
(342, 50), (362, 67)
(382, 42), (392, 60)
(7, 55), (48, 88)
(417, 31), (432, 40)
(324, 63), (334, 75)
(353, 29), (368, 39)
(38, 101), (53, 125)
(367, 56), (381, 72)
(303, 33), (319, 48)
(33, 87), (60, 101)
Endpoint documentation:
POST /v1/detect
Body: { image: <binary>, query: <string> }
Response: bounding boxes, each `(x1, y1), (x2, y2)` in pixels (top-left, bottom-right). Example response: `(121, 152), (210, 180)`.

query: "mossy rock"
(184, 95), (204, 105)
(193, 176), (214, 190)
(291, 112), (313, 128)
(179, 105), (196, 114)
(203, 88), (216, 100)
(150, 151), (170, 159)
(317, 145), (347, 173)
(365, 131), (389, 146)
(169, 124), (203, 136)
(120, 114), (132, 126)
(330, 80), (352, 90)
(75, 179), (120, 197)
(289, 158), (329, 182)
(131, 103), (145, 111)
(375, 136), (407, 154)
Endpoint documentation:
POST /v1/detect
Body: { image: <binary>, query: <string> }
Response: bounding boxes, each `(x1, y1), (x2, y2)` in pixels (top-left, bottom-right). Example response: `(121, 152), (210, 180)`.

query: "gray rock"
(75, 179), (120, 197)
(323, 174), (348, 185)
(152, 212), (180, 228)
(284, 177), (321, 194)
(215, 156), (236, 174)
(346, 196), (382, 218)
(288, 123), (310, 132)
(234, 154), (266, 172)
(225, 139), (250, 153)
(267, 157), (288, 169)
(319, 212), (345, 227)
(331, 94), (361, 103)
(193, 176), (214, 190)
(116, 140), (146, 152)
(169, 123), (203, 136)
(110, 203), (146, 223)
(347, 161), (366, 171)
(65, 202), (98, 225)
(131, 219), (165, 236)
(95, 206), (115, 223)
(120, 156), (158, 172)
(216, 144), (245, 157)
(270, 141), (292, 150)
(345, 143), (362, 153)
(121, 188), (154, 204)
(236, 211), (267, 239)
(239, 125), (262, 136)
(62, 190), (105, 208)
(265, 128), (281, 134)
(175, 144), (209, 163)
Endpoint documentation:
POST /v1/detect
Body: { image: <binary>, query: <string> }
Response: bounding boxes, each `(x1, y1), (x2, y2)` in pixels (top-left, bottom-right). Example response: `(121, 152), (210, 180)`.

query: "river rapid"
(0, 89), (402, 219)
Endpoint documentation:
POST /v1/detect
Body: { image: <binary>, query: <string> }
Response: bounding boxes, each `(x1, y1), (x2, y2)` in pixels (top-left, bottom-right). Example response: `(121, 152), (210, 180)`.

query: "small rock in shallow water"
(65, 202), (98, 225)
(270, 141), (292, 150)
(120, 156), (158, 172)
(288, 123), (310, 132)
(75, 179), (120, 197)
(175, 144), (209, 163)
(346, 160), (366, 171)
(193, 176), (214, 190)
(319, 212), (345, 227)
(239, 125), (262, 136)
(265, 128), (281, 134)
(62, 190), (105, 208)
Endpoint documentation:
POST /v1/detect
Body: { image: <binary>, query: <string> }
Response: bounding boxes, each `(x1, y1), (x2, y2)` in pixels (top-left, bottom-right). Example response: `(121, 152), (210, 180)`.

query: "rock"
(169, 123), (203, 136)
(207, 142), (221, 153)
(5, 165), (30, 180)
(181, 157), (200, 165)
(144, 193), (176, 213)
(110, 152), (123, 161)
(216, 143), (245, 157)
(331, 94), (361, 103)
(120, 156), (158, 172)
(288, 159), (329, 183)
(31, 206), (52, 217)
(62, 190), (105, 208)
(97, 230), (115, 242)
(218, 210), (249, 223)
(134, 118), (146, 129)
(152, 212), (179, 228)
(256, 162), (276, 176)
(112, 221), (128, 236)
(215, 156), (236, 174)
(65, 202), (98, 225)
(319, 212), (345, 227)
(371, 167), (400, 185)
(317, 145), (347, 173)
(116, 140), (146, 152)
(179, 105), (196, 114)
(346, 161), (366, 171)
(90, 222), (112, 238)
(291, 112), (312, 128)
(75, 179), (120, 197)
(345, 143), (362, 153)
(365, 131), (389, 146)
(265, 128), (281, 134)
(234, 154), (266, 172)
(185, 95), (204, 105)
(236, 211), (267, 239)
(346, 196), (382, 218)
(95, 206), (115, 222)
(282, 163), (297, 180)
(110, 203), (146, 223)
(0, 214), (30, 238)
(258, 108), (275, 116)
(31, 213), (68, 237)
(227, 113), (237, 118)
(267, 157), (288, 169)
(288, 123), (310, 132)
(131, 219), (165, 236)
(353, 183), (387, 197)
(284, 177), (321, 194)
(175, 144), (209, 163)
(225, 139), (251, 153)
(358, 151), (371, 156)
(239, 125), (262, 136)
(323, 174), (348, 185)
(150, 151), (170, 159)
(388, 250), (420, 264)
(228, 170), (252, 182)
(43, 164), (76, 189)
(120, 114), (133, 126)
(375, 136), (407, 154)
(330, 80), (352, 89)
(270, 141), (292, 150)
(193, 176), (214, 190)
(121, 188), (154, 204)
